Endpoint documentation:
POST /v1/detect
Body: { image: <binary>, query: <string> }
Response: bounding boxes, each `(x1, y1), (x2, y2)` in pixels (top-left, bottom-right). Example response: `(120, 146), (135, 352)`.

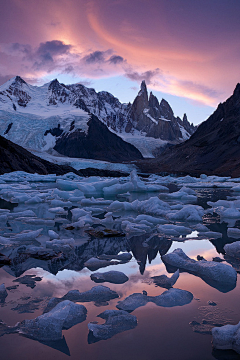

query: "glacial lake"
(0, 172), (240, 360)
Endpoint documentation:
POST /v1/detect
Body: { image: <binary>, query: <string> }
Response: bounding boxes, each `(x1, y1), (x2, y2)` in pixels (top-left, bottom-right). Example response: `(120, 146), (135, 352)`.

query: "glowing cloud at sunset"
(1, 0), (240, 123)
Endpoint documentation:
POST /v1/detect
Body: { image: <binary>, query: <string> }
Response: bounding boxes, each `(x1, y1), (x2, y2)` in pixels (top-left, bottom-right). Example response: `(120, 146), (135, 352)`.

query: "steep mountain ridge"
(0, 76), (195, 159)
(137, 83), (240, 177)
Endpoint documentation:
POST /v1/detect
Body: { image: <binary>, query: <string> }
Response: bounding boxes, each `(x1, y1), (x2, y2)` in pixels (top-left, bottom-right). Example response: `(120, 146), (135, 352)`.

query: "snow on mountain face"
(0, 77), (90, 151)
(0, 76), (195, 157)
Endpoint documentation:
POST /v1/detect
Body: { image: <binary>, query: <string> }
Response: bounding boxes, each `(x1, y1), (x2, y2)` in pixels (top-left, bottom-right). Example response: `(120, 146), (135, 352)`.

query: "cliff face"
(136, 84), (240, 177)
(128, 81), (196, 141)
(0, 135), (75, 175)
(54, 114), (143, 162)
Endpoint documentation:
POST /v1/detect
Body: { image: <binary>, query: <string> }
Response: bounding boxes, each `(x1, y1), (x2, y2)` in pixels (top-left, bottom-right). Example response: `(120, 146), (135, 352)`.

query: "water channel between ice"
(0, 171), (240, 360)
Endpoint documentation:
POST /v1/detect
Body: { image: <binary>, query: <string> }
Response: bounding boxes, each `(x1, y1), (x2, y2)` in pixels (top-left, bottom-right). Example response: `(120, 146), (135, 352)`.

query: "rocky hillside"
(0, 135), (75, 175)
(137, 83), (240, 177)
(54, 114), (143, 162)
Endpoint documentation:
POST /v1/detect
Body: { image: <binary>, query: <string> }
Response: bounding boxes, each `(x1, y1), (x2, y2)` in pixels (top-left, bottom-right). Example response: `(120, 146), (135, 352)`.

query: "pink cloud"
(0, 0), (239, 106)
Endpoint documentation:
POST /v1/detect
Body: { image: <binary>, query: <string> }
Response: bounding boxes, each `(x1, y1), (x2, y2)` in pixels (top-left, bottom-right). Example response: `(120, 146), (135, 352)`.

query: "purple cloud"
(125, 68), (161, 85)
(108, 55), (124, 64)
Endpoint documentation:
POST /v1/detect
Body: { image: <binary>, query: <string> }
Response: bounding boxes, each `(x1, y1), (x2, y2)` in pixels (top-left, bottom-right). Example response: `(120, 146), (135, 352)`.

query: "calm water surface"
(0, 184), (240, 360)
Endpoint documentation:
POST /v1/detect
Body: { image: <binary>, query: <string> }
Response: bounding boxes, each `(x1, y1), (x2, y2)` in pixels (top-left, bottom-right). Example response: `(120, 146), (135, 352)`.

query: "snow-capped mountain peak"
(0, 76), (196, 157)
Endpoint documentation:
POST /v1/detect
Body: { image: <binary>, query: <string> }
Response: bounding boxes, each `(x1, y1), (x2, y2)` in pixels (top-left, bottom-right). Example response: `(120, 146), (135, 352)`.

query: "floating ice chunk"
(0, 209), (10, 214)
(50, 200), (72, 207)
(8, 210), (36, 219)
(48, 207), (68, 215)
(88, 310), (137, 342)
(212, 321), (240, 354)
(162, 248), (237, 292)
(116, 288), (193, 311)
(48, 230), (59, 239)
(11, 193), (31, 203)
(0, 236), (11, 245)
(71, 208), (89, 222)
(103, 171), (167, 196)
(166, 205), (204, 222)
(79, 285), (117, 302)
(20, 218), (55, 226)
(160, 187), (197, 202)
(77, 183), (98, 195)
(121, 220), (151, 234)
(0, 283), (8, 301)
(200, 231), (222, 239)
(232, 185), (240, 192)
(25, 196), (43, 205)
(101, 212), (114, 226)
(157, 224), (192, 236)
(135, 214), (166, 225)
(153, 288), (193, 307)
(53, 189), (71, 200)
(103, 182), (134, 196)
(18, 300), (87, 341)
(10, 228), (43, 241)
(44, 286), (119, 313)
(84, 257), (117, 271)
(72, 213), (99, 228)
(90, 179), (119, 192)
(81, 197), (112, 206)
(90, 271), (129, 284)
(108, 200), (133, 212)
(46, 238), (75, 252)
(132, 197), (170, 216)
(224, 241), (240, 260)
(192, 224), (209, 232)
(151, 269), (179, 289)
(56, 179), (79, 191)
(0, 214), (7, 222)
(221, 204), (240, 219)
(98, 253), (132, 262)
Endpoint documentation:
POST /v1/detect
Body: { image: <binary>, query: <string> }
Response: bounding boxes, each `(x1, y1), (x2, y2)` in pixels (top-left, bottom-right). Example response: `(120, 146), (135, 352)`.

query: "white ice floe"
(18, 300), (87, 341)
(224, 241), (240, 260)
(88, 310), (137, 341)
(48, 230), (59, 239)
(46, 238), (75, 251)
(166, 205), (204, 222)
(116, 288), (193, 311)
(90, 271), (129, 284)
(84, 257), (118, 271)
(157, 224), (192, 236)
(48, 207), (68, 215)
(162, 248), (237, 292)
(9, 228), (43, 241)
(103, 171), (167, 196)
(151, 269), (180, 289)
(212, 321), (240, 354)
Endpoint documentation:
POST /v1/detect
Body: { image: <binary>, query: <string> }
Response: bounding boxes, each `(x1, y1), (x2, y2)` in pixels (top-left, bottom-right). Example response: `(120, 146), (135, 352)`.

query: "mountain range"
(0, 76), (195, 160)
(137, 83), (240, 177)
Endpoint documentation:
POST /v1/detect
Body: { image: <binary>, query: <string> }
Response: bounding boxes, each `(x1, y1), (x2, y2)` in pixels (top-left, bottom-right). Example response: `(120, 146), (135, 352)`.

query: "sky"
(0, 0), (240, 125)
